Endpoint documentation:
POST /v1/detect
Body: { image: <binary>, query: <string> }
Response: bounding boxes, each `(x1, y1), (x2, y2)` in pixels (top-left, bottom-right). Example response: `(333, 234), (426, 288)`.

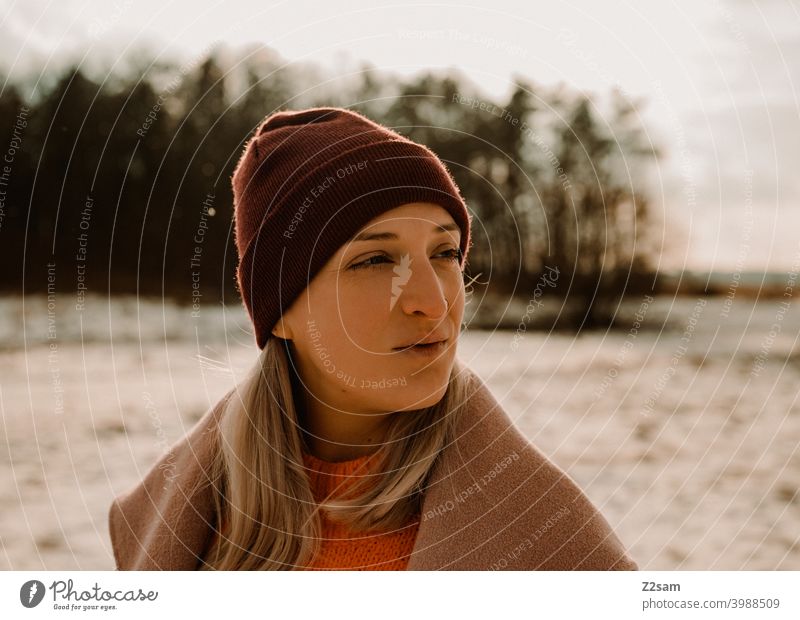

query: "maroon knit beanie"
(232, 106), (472, 350)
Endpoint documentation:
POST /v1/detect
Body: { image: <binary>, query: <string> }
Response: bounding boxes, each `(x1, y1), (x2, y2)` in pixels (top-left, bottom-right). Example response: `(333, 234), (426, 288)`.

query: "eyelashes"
(348, 248), (463, 271)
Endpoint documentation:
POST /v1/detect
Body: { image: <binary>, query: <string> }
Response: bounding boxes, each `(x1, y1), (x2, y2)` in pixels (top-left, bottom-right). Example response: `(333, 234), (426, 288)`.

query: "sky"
(2, 0), (799, 272)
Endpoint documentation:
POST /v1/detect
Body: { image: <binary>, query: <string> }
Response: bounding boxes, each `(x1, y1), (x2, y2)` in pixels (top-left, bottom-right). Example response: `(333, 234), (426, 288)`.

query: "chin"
(389, 373), (450, 412)
(352, 354), (454, 409)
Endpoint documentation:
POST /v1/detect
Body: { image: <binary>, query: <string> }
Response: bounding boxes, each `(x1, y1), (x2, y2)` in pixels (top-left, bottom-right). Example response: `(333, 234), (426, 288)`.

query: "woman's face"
(273, 202), (465, 415)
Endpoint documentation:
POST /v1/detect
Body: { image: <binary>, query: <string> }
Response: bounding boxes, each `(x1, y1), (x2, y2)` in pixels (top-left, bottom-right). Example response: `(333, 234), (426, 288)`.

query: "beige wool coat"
(108, 367), (638, 570)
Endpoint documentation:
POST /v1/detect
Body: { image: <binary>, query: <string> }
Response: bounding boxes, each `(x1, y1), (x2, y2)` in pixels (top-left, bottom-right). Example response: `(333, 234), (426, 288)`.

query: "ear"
(271, 316), (293, 340)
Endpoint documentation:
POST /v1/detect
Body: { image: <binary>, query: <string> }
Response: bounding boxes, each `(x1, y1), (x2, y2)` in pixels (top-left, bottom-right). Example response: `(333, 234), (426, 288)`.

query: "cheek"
(341, 302), (387, 351)
(338, 287), (387, 326)
(309, 291), (386, 351)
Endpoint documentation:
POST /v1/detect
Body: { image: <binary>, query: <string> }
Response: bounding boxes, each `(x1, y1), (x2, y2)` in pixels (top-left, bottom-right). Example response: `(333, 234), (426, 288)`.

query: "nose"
(394, 257), (449, 319)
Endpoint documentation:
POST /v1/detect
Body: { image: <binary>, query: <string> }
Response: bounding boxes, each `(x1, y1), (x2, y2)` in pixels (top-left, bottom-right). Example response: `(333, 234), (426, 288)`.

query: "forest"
(0, 43), (664, 329)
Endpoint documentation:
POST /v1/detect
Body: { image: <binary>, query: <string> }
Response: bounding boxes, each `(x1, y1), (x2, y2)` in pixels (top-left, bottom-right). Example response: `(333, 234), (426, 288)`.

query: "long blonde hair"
(198, 336), (472, 570)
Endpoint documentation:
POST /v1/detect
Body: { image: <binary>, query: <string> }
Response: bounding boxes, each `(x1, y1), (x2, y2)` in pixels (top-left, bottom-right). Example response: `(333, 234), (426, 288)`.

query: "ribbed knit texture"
(300, 449), (421, 570)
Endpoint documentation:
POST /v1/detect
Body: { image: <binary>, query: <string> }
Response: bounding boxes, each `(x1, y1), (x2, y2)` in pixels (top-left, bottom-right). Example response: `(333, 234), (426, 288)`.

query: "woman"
(109, 107), (637, 571)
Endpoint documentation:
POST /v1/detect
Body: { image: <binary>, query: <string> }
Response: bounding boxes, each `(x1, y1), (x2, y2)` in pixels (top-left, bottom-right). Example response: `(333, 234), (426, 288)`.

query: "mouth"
(392, 338), (449, 354)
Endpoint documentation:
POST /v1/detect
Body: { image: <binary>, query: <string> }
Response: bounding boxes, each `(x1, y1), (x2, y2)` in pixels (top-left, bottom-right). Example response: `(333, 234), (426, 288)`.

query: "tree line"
(0, 44), (663, 328)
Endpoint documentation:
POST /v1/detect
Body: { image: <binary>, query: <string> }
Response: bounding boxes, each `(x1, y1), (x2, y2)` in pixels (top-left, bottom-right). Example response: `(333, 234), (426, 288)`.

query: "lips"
(393, 336), (449, 351)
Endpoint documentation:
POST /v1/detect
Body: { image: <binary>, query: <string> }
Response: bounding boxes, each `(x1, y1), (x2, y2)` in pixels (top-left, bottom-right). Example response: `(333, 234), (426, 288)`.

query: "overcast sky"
(3, 0), (799, 272)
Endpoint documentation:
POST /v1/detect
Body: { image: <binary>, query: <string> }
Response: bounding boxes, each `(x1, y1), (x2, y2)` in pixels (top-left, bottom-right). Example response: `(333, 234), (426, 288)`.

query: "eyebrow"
(352, 222), (460, 242)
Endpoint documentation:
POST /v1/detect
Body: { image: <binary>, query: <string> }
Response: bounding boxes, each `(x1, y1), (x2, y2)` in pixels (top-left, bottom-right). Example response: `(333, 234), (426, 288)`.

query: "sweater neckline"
(301, 449), (381, 471)
(301, 448), (384, 502)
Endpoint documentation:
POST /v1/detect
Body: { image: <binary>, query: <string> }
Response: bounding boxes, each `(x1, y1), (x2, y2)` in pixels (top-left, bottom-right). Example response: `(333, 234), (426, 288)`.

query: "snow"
(1, 293), (798, 569)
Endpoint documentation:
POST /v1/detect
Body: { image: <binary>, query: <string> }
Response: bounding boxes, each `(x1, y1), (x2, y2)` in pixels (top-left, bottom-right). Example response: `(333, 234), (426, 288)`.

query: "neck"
(288, 363), (392, 462)
(299, 400), (392, 462)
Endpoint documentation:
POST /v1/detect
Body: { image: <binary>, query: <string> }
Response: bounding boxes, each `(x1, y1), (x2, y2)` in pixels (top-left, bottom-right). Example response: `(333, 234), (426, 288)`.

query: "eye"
(348, 254), (391, 270)
(348, 248), (462, 271)
(441, 248), (463, 262)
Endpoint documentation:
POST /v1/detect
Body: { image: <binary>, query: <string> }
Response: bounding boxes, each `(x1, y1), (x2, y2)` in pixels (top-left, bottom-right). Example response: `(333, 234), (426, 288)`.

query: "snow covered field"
(1, 293), (798, 569)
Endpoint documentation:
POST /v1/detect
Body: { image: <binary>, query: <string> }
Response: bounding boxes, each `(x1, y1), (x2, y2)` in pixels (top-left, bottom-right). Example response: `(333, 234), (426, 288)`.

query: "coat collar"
(109, 367), (637, 570)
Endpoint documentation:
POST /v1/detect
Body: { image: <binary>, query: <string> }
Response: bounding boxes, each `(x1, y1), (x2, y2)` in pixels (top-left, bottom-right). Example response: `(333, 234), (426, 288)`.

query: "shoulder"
(108, 389), (234, 570)
(411, 367), (637, 570)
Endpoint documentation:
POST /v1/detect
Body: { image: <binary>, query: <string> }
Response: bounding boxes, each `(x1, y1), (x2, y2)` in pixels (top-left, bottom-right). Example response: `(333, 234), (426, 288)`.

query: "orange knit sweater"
(301, 449), (420, 570)
(207, 450), (421, 570)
